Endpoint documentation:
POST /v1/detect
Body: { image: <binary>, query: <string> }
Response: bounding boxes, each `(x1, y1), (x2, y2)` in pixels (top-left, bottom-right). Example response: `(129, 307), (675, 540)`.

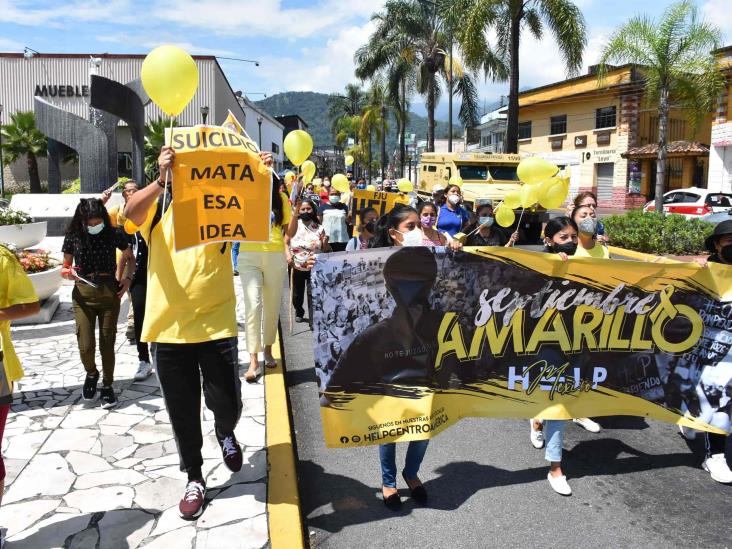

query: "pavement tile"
(97, 509), (154, 549)
(196, 483), (267, 530)
(66, 450), (113, 474)
(74, 469), (148, 489)
(134, 477), (185, 512)
(64, 486), (135, 513)
(0, 499), (59, 538)
(40, 428), (98, 453)
(196, 513), (268, 549)
(4, 452), (76, 503)
(3, 430), (51, 459)
(143, 526), (196, 549)
(7, 511), (90, 549)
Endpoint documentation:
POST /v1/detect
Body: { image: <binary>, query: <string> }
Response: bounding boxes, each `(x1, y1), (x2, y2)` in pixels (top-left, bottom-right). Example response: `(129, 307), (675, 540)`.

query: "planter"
(0, 221), (48, 249)
(28, 264), (63, 301)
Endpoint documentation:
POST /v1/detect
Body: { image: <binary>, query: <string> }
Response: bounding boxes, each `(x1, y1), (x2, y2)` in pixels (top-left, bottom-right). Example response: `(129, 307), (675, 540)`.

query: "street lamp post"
(200, 105), (209, 124)
(257, 116), (263, 149)
(0, 103), (4, 198)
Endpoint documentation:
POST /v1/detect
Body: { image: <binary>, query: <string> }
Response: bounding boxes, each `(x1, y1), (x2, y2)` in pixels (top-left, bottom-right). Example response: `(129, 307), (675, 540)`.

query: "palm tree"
(355, 0), (487, 152)
(362, 80), (392, 179)
(458, 0), (587, 153)
(0, 111), (47, 193)
(598, 0), (723, 214)
(144, 116), (178, 181)
(327, 84), (366, 134)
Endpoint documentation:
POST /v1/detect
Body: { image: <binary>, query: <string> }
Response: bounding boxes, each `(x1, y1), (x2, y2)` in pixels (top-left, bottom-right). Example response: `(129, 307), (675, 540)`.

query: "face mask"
(578, 217), (597, 236)
(87, 223), (104, 235)
(363, 221), (376, 234)
(329, 196), (340, 204)
(421, 215), (436, 228)
(397, 227), (423, 247)
(323, 181), (331, 187)
(552, 242), (577, 255)
(391, 279), (426, 305)
(448, 194), (461, 206)
(299, 212), (317, 224)
(479, 216), (494, 228)
(720, 244), (732, 263)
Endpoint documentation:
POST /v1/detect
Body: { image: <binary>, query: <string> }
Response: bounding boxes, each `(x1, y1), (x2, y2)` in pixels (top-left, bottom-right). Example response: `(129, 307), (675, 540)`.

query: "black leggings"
(706, 432), (729, 457)
(292, 268), (312, 318)
(130, 281), (150, 363)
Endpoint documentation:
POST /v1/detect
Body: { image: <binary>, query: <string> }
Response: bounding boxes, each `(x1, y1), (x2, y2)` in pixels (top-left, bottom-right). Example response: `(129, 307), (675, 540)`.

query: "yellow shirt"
(574, 242), (610, 259)
(106, 204), (127, 228)
(237, 192), (292, 253)
(138, 201), (236, 344)
(0, 246), (38, 382)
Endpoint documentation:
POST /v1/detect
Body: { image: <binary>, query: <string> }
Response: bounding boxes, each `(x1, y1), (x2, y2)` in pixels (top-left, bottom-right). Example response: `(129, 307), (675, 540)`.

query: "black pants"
(292, 268), (312, 318)
(706, 432), (729, 457)
(154, 337), (242, 479)
(330, 242), (347, 252)
(129, 281), (150, 363)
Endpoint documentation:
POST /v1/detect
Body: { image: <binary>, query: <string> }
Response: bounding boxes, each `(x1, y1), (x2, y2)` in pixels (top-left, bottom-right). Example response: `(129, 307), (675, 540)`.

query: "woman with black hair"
(238, 174), (295, 381)
(435, 183), (470, 237)
(463, 203), (518, 247)
(345, 207), (378, 251)
(62, 198), (134, 409)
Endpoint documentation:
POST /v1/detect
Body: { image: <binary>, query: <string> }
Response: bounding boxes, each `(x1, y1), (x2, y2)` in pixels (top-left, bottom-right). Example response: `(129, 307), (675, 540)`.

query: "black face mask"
(552, 242), (577, 256)
(721, 244), (732, 263)
(363, 221), (376, 234)
(299, 212), (317, 224)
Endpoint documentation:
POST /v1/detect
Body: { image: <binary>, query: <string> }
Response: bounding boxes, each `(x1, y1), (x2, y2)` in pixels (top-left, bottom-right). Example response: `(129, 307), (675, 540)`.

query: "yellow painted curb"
(265, 328), (305, 549)
(609, 245), (681, 264)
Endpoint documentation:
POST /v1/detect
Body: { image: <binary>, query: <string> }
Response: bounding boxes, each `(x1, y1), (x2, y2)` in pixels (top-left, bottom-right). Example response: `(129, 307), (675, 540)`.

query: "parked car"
(643, 188), (732, 217)
(700, 209), (732, 225)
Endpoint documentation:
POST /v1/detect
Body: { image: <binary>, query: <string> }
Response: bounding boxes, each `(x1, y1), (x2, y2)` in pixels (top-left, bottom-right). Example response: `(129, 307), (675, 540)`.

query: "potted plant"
(14, 248), (63, 301)
(0, 207), (48, 249)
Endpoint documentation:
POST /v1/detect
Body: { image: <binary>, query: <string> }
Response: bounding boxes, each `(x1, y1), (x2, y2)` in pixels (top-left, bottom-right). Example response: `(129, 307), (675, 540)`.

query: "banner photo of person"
(312, 246), (732, 448)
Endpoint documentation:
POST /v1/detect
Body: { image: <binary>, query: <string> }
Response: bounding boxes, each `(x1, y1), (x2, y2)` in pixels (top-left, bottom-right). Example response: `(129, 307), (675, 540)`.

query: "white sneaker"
(529, 419), (544, 449)
(547, 472), (572, 495)
(134, 361), (153, 381)
(678, 424), (696, 440)
(573, 417), (601, 433)
(702, 454), (732, 484)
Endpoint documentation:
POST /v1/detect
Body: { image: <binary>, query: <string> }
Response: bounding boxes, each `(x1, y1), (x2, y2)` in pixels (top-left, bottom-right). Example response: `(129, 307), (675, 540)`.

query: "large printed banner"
(350, 189), (410, 223)
(166, 126), (271, 250)
(312, 247), (732, 447)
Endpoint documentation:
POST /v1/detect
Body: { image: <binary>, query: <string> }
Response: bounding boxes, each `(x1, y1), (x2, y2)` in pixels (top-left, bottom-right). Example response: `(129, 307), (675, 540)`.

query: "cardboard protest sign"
(222, 110), (245, 137)
(166, 126), (271, 250)
(311, 247), (732, 447)
(349, 189), (410, 226)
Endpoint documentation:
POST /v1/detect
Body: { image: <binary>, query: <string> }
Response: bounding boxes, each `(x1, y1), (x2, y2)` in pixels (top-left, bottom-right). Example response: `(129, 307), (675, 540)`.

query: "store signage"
(34, 85), (90, 98)
(574, 135), (587, 148)
(597, 132), (611, 146)
(594, 148), (617, 163)
(551, 139), (563, 150)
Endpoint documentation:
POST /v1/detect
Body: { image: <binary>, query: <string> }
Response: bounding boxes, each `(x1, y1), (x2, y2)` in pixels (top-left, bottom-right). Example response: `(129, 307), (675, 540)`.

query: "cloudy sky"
(1, 0), (730, 117)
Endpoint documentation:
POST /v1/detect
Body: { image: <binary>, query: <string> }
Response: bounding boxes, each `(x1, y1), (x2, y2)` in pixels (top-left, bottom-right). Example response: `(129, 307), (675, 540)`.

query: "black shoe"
(233, 270), (239, 276)
(295, 315), (305, 323)
(100, 386), (117, 409)
(217, 432), (243, 472)
(82, 372), (99, 400)
(402, 472), (428, 505)
(383, 492), (402, 511)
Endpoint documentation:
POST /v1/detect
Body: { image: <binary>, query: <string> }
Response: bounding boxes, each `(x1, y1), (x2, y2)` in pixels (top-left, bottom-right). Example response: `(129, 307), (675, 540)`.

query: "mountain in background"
(255, 91), (460, 155)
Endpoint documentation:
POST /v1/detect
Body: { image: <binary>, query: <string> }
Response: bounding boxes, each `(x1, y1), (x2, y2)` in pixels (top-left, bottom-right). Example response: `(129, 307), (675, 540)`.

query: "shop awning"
(622, 140), (710, 159)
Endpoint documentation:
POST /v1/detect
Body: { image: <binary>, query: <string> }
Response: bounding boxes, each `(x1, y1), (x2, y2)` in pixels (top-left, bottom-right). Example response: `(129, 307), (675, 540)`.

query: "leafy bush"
(602, 209), (714, 256)
(0, 208), (33, 226)
(62, 178), (81, 194)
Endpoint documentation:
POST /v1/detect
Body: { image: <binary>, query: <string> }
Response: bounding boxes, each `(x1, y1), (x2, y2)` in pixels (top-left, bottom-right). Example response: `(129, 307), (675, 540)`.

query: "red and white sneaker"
(179, 480), (206, 519)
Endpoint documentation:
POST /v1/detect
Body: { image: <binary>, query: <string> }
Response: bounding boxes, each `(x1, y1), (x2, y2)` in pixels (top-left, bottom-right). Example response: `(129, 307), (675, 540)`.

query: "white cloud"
(0, 0), (136, 26)
(702, 0), (732, 45)
(96, 33), (236, 57)
(0, 37), (23, 51)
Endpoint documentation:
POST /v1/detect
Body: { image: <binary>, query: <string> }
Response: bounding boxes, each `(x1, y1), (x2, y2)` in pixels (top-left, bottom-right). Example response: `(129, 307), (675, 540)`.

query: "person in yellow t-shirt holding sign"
(0, 245), (40, 530)
(571, 205), (610, 260)
(125, 146), (273, 520)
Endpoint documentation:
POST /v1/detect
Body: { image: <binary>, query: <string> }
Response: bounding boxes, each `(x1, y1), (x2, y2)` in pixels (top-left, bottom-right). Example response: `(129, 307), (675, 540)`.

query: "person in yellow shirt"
(571, 205), (610, 260)
(125, 147), (272, 520)
(102, 180), (139, 228)
(0, 244), (40, 524)
(237, 174), (297, 382)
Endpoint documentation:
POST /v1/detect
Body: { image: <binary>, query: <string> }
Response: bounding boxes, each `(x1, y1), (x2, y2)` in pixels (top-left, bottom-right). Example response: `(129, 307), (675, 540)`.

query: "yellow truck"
(417, 152), (547, 242)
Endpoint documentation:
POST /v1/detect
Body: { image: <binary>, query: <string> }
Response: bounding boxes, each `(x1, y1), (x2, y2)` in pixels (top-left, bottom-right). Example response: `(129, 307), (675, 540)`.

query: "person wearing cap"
(680, 220), (732, 484)
(431, 184), (445, 207)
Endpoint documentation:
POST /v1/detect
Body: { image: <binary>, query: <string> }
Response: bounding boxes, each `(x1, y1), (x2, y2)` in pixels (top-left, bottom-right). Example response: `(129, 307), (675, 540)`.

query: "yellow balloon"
(449, 175), (463, 187)
(284, 171), (296, 185)
(301, 160), (316, 184)
(495, 205), (516, 228)
(332, 173), (350, 193)
(141, 45), (199, 117)
(504, 190), (522, 210)
(397, 179), (414, 193)
(123, 219), (139, 235)
(283, 130), (313, 166)
(517, 156), (559, 185)
(345, 155), (354, 167)
(520, 184), (539, 209)
(366, 184), (376, 191)
(540, 179), (570, 209)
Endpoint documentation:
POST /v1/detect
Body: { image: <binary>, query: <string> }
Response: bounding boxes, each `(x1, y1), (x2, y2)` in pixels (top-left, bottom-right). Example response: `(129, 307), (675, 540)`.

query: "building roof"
(622, 141), (710, 159)
(275, 114), (309, 128)
(0, 52), (216, 60)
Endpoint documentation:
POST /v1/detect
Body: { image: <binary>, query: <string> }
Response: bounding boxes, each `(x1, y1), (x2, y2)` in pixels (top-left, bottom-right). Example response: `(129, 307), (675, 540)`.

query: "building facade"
(517, 64), (712, 208)
(709, 46), (732, 193)
(468, 107), (506, 154)
(0, 53), (283, 187)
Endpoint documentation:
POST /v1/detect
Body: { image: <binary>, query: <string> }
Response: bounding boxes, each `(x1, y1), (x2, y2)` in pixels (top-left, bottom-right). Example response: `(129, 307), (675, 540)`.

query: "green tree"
(0, 111), (47, 193)
(355, 0), (485, 152)
(598, 0), (723, 214)
(362, 80), (392, 180)
(458, 0), (586, 153)
(144, 116), (178, 181)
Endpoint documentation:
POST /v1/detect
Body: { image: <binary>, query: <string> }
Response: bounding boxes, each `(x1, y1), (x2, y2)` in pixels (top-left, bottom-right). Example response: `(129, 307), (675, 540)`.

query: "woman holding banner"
(571, 205), (609, 260)
(238, 172), (293, 381)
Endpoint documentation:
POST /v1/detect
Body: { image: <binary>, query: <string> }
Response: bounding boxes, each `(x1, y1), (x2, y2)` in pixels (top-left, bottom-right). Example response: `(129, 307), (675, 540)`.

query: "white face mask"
(329, 195), (340, 204)
(396, 227), (423, 247)
(448, 194), (461, 206)
(87, 222), (105, 235)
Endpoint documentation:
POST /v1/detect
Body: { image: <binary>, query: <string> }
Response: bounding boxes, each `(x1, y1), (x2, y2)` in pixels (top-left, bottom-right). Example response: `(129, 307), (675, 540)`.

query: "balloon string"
(510, 208), (526, 248)
(162, 117), (174, 214)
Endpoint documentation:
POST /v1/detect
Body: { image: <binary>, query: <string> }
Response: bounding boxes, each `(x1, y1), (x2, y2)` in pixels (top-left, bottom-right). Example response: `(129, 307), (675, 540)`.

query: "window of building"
(550, 115), (567, 135)
(518, 121), (532, 140)
(271, 143), (280, 155)
(595, 106), (616, 129)
(428, 165), (437, 172)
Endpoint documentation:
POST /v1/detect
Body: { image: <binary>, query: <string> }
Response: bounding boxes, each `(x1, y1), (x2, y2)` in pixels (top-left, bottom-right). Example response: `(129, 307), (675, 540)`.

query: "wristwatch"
(156, 176), (166, 189)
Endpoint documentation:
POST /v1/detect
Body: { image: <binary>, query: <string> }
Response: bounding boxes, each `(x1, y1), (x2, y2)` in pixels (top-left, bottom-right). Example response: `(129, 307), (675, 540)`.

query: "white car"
(643, 187), (732, 217)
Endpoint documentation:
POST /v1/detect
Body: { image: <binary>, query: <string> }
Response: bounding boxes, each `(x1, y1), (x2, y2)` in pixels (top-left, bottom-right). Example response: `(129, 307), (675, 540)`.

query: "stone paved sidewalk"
(0, 279), (269, 548)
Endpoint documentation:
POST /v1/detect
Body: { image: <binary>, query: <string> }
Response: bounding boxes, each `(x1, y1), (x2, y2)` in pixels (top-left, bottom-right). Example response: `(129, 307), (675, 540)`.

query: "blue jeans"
(231, 242), (240, 270)
(544, 420), (567, 463)
(379, 440), (429, 487)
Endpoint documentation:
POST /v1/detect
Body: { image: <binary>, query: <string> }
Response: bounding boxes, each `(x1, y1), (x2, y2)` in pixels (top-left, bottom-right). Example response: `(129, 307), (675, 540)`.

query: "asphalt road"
(279, 256), (732, 549)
